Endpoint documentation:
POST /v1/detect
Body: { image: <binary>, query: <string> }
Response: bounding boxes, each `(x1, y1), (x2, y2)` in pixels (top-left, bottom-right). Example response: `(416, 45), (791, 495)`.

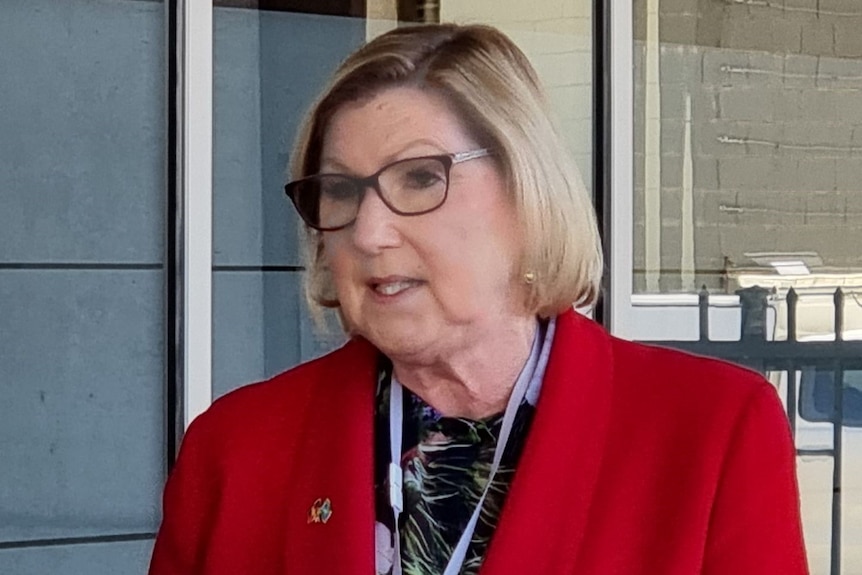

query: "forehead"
(321, 87), (476, 169)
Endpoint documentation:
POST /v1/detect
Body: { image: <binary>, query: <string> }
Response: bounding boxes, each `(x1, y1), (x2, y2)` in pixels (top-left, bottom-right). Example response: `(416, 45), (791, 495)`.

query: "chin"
(357, 321), (433, 361)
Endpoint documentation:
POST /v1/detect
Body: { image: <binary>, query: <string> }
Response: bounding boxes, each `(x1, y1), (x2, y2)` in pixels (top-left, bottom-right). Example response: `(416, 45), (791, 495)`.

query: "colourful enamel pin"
(307, 498), (333, 524)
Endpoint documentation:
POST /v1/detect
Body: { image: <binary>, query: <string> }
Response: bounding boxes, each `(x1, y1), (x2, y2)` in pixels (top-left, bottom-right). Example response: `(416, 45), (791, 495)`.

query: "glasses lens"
(380, 157), (448, 214)
(290, 175), (360, 230)
(318, 175), (362, 229)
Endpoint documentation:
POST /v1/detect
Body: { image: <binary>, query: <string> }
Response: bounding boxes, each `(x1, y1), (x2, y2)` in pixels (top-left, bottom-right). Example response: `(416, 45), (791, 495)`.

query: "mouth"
(368, 277), (424, 297)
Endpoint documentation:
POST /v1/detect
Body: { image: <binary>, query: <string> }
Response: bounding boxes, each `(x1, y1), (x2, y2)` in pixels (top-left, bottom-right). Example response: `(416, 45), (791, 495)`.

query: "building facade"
(1, 1), (860, 573)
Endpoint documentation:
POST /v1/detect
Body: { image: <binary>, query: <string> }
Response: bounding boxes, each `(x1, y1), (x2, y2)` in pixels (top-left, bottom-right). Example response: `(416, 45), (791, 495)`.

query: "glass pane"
(212, 5), (366, 398)
(632, 1), (862, 298)
(0, 0), (165, 569)
(213, 0), (593, 397)
(438, 1), (593, 194)
(631, 2), (862, 572)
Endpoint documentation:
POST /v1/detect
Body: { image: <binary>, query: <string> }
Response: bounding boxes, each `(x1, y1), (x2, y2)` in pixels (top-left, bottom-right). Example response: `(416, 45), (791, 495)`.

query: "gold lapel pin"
(307, 498), (333, 524)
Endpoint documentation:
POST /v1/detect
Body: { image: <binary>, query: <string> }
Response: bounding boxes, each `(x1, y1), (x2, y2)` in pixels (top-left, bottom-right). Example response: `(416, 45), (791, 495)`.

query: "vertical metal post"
(830, 288), (844, 575)
(698, 286), (709, 342)
(737, 286), (771, 341)
(166, 0), (182, 469)
(787, 288), (798, 343)
(593, 0), (611, 328)
(786, 288), (798, 443)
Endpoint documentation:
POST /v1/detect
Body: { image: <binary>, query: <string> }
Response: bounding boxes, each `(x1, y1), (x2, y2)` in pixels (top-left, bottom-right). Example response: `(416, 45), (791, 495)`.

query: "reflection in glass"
(632, 1), (862, 297)
(632, 2), (862, 572)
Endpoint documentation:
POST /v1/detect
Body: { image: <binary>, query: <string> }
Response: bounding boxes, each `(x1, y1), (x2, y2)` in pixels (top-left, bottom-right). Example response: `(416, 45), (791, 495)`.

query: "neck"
(391, 317), (537, 420)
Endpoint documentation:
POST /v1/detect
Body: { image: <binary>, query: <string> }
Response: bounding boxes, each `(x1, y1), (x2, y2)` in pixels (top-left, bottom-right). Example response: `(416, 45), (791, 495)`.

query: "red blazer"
(149, 311), (808, 574)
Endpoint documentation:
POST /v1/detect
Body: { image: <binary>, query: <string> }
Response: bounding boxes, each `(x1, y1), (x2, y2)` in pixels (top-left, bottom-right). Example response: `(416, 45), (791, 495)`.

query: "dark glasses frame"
(284, 148), (492, 231)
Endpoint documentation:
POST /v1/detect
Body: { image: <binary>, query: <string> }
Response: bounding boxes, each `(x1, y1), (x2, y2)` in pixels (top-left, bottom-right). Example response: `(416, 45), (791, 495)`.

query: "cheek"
(321, 240), (354, 291)
(429, 214), (520, 293)
(436, 244), (514, 304)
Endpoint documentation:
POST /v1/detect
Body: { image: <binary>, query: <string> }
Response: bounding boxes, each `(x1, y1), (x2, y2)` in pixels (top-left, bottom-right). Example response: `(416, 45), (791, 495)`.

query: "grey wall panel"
(0, 0), (165, 264)
(0, 271), (164, 542)
(0, 539), (154, 575)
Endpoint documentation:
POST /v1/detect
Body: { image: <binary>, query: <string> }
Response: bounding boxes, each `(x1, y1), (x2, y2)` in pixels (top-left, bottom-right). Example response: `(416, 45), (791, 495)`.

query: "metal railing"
(645, 286), (862, 575)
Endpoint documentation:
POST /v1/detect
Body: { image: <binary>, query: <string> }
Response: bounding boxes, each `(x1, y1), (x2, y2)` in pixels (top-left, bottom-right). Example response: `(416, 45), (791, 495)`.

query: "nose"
(349, 185), (402, 254)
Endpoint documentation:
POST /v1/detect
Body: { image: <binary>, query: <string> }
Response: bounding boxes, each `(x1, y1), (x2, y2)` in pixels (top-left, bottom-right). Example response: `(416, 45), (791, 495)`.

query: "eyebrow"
(319, 139), (447, 175)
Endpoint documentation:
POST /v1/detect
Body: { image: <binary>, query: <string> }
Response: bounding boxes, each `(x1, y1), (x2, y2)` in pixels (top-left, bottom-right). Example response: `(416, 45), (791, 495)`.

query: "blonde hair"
(290, 23), (603, 322)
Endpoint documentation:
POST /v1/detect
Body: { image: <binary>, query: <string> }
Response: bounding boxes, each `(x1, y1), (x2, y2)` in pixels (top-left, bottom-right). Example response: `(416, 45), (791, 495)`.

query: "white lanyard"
(388, 330), (541, 575)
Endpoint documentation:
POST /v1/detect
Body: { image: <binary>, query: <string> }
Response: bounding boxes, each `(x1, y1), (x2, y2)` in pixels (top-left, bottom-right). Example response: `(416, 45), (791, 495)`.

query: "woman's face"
(320, 87), (527, 363)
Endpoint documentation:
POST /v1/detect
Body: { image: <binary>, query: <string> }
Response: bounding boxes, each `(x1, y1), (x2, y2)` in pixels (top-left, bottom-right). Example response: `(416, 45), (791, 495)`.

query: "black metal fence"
(646, 286), (862, 575)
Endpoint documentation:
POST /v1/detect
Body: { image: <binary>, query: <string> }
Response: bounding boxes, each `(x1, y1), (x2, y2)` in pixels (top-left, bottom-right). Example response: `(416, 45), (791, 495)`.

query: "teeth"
(374, 281), (416, 296)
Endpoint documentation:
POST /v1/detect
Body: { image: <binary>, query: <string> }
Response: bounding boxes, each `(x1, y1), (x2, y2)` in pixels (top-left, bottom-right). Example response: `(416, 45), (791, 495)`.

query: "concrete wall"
(0, 1), (165, 572)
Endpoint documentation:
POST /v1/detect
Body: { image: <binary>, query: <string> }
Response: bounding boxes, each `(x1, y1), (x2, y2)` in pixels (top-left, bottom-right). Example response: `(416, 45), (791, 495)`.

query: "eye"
(403, 168), (444, 190)
(393, 156), (448, 192)
(319, 177), (357, 201)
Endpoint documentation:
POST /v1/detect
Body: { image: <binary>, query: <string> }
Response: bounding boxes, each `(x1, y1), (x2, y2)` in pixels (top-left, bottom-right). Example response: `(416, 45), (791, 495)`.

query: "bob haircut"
(289, 23), (603, 323)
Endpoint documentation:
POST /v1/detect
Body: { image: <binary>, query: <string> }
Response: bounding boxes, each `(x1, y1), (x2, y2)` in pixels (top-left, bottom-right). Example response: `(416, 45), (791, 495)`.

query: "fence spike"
(737, 285), (771, 341)
(787, 287), (798, 342)
(834, 288), (844, 342)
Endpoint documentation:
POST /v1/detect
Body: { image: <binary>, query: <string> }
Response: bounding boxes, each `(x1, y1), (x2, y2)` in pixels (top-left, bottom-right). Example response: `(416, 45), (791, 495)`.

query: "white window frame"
(178, 0), (213, 428)
(608, 0), (636, 339)
(608, 0), (744, 342)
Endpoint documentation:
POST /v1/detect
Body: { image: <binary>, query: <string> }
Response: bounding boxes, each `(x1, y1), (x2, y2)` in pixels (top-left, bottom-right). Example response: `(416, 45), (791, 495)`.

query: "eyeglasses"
(284, 148), (493, 231)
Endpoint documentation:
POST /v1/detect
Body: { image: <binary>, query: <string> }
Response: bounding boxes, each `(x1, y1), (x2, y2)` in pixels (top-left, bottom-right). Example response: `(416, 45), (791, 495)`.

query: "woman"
(150, 24), (808, 575)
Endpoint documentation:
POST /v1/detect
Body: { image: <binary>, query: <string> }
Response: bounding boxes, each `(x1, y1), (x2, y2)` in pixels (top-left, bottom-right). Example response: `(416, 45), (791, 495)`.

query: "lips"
(368, 276), (423, 297)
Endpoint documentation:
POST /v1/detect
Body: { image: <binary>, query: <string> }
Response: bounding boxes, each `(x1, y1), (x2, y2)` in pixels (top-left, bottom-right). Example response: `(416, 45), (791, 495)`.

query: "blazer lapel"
(282, 338), (379, 574)
(480, 311), (615, 574)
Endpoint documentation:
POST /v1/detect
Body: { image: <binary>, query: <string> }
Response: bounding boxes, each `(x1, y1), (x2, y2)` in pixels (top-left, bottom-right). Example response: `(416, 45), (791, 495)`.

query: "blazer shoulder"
(187, 337), (374, 440)
(608, 335), (775, 411)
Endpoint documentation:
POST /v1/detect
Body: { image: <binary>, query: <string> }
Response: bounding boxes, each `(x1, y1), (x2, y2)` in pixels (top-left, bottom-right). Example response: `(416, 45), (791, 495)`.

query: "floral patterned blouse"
(373, 320), (553, 575)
